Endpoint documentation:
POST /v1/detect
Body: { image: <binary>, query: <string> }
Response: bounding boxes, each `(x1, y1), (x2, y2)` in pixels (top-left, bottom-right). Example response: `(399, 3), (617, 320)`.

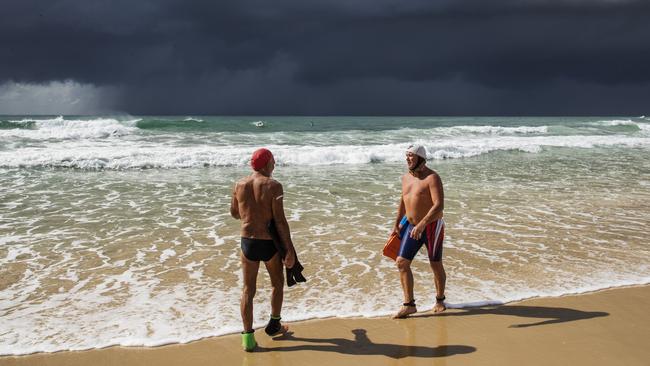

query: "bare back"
(234, 174), (280, 239)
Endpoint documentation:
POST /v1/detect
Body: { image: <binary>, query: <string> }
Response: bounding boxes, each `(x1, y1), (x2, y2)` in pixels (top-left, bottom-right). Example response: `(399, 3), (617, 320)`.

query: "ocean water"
(1, 115), (649, 355)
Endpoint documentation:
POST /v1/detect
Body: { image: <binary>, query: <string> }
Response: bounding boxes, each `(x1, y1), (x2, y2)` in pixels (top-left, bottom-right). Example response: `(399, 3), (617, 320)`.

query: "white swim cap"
(406, 144), (427, 159)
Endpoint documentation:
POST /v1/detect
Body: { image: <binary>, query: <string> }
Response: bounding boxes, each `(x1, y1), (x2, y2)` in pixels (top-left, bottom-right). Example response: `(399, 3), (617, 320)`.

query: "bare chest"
(402, 178), (430, 199)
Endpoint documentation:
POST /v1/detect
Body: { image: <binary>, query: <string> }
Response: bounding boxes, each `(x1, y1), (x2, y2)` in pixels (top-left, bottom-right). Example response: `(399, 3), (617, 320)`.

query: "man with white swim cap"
(231, 148), (296, 351)
(391, 144), (447, 318)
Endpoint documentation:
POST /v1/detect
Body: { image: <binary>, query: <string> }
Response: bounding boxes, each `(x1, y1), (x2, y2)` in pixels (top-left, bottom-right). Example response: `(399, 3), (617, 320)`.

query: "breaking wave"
(0, 116), (140, 140)
(1, 135), (648, 169)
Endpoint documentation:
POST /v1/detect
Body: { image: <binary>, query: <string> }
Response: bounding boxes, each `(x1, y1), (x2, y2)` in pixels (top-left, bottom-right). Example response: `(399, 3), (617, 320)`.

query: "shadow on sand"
(253, 329), (475, 359)
(251, 305), (606, 357)
(414, 304), (609, 328)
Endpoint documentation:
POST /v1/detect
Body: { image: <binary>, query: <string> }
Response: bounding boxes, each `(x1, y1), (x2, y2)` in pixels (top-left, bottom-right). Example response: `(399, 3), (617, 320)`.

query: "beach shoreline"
(3, 284), (649, 366)
(3, 116), (649, 356)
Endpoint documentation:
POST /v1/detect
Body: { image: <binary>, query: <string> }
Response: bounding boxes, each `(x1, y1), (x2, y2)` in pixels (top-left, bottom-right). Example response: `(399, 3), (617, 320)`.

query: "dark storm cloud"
(1, 0), (649, 115)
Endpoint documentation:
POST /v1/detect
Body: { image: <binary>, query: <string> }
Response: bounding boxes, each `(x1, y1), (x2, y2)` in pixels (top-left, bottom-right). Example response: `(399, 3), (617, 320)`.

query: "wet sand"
(2, 285), (649, 366)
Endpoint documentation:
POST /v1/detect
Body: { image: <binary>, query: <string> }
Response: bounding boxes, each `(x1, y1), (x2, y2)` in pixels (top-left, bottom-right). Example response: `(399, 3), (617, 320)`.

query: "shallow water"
(1, 116), (649, 354)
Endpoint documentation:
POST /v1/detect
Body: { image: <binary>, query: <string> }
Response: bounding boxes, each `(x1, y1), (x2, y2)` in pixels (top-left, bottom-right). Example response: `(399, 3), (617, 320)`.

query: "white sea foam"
(591, 119), (637, 126)
(2, 275), (648, 355)
(0, 134), (648, 169)
(637, 123), (650, 134)
(5, 245), (34, 261)
(437, 125), (548, 135)
(1, 116), (140, 140)
(183, 117), (203, 122)
(7, 116), (65, 124)
(160, 249), (177, 262)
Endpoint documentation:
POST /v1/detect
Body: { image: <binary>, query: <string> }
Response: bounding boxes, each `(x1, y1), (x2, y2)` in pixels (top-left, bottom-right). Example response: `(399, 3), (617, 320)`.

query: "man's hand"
(283, 249), (296, 268)
(392, 225), (401, 237)
(410, 223), (425, 240)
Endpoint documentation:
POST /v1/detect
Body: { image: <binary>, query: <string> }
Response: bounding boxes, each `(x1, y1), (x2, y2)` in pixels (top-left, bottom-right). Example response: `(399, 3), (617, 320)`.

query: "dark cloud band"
(1, 0), (649, 114)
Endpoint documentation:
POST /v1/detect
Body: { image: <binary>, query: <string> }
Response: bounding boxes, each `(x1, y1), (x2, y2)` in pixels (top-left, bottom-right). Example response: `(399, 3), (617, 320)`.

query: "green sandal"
(241, 331), (257, 352)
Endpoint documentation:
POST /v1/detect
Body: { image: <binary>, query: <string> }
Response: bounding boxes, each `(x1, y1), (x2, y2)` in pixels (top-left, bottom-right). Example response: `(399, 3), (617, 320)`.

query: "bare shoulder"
(262, 177), (282, 194)
(426, 170), (442, 184)
(235, 176), (250, 188)
(236, 176), (257, 194)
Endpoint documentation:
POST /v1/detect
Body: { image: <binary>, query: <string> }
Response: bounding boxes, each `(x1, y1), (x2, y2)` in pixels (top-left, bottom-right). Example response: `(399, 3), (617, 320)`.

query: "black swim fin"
(286, 267), (297, 287)
(292, 260), (306, 283)
(285, 260), (306, 287)
(294, 271), (306, 283)
(268, 219), (307, 287)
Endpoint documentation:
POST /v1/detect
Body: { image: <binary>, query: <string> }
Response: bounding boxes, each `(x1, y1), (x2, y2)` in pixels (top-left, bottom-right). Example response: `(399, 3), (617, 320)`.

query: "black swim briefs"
(241, 237), (278, 262)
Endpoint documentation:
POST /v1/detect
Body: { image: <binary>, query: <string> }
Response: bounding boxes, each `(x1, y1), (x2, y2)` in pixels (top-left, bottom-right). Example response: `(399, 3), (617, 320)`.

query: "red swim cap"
(251, 148), (274, 171)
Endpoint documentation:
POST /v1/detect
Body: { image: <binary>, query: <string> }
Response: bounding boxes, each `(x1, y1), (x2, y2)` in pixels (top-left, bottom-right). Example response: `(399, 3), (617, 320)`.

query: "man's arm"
(411, 174), (444, 239)
(393, 196), (406, 235)
(230, 183), (240, 219)
(392, 175), (406, 234)
(271, 182), (296, 267)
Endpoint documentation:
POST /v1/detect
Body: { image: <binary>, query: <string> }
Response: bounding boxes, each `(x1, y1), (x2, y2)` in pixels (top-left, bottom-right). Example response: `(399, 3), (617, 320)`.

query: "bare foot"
(271, 330), (295, 341)
(433, 301), (446, 313)
(392, 305), (417, 319)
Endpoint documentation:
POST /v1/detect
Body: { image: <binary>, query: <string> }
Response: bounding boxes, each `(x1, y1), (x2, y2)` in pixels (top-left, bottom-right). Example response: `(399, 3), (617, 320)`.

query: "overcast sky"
(1, 0), (649, 115)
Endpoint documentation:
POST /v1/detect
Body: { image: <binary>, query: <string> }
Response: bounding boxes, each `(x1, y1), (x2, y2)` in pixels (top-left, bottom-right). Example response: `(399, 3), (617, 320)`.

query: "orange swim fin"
(382, 233), (401, 261)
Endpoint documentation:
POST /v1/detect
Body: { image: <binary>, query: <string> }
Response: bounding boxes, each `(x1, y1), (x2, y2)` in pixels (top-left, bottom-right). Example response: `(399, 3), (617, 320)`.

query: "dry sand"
(2, 285), (649, 366)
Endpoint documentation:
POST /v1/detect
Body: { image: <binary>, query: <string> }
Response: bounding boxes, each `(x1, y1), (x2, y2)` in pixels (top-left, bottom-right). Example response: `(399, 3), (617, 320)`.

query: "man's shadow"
(415, 304), (608, 328)
(255, 329), (475, 359)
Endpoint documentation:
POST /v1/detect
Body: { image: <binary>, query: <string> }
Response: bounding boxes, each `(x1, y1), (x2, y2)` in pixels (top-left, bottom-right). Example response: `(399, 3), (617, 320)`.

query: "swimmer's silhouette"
(255, 329), (475, 359)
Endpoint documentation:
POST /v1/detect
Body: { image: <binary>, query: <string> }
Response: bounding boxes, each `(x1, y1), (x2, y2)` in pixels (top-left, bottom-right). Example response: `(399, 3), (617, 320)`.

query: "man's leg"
(429, 260), (447, 313)
(393, 256), (417, 318)
(241, 253), (260, 332)
(263, 252), (288, 335)
(264, 252), (284, 317)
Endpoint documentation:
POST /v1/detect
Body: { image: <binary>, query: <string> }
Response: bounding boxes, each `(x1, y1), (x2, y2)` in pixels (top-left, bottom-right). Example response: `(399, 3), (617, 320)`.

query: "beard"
(408, 156), (425, 173)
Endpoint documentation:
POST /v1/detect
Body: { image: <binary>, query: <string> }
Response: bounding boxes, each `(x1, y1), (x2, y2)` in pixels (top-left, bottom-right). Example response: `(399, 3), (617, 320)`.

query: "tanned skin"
(391, 152), (446, 318)
(231, 156), (295, 333)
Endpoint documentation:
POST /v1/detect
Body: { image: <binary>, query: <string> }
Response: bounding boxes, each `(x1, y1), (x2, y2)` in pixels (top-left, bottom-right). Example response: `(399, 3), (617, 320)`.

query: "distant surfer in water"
(391, 144), (447, 318)
(230, 148), (296, 351)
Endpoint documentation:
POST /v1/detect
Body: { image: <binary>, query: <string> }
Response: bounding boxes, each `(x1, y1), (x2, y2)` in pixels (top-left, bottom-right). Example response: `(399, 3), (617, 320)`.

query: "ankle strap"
(435, 295), (446, 302)
(403, 300), (416, 307)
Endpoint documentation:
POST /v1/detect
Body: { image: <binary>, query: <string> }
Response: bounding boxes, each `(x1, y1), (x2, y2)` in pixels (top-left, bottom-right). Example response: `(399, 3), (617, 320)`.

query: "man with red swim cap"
(250, 148), (273, 171)
(230, 148), (296, 351)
